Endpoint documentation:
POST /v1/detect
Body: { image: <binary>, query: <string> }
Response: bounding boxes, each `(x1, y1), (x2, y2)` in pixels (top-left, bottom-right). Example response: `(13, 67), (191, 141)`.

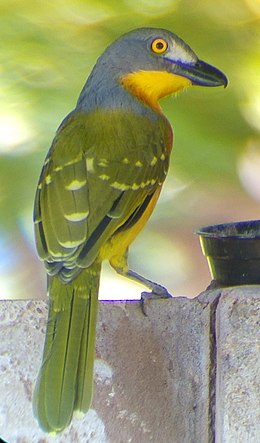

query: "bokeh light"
(0, 0), (259, 300)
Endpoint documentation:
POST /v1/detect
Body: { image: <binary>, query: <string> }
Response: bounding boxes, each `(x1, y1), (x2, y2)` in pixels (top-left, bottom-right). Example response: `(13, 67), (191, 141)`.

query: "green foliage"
(0, 0), (259, 298)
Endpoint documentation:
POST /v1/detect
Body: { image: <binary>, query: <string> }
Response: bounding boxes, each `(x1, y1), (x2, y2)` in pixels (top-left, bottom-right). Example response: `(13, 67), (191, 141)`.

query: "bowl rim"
(195, 219), (260, 239)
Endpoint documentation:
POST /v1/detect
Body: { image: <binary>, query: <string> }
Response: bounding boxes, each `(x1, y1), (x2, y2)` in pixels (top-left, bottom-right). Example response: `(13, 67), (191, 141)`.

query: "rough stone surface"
(215, 287), (260, 443)
(0, 301), (107, 443)
(94, 294), (217, 443)
(0, 287), (259, 442)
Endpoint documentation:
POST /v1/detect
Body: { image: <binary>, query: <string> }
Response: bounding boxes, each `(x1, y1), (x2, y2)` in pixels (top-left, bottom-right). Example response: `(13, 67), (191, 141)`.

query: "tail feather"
(33, 263), (101, 433)
(75, 289), (99, 412)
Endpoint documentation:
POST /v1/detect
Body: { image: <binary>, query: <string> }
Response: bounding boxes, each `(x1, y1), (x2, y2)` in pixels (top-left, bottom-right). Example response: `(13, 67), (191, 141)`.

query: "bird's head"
(91, 27), (227, 111)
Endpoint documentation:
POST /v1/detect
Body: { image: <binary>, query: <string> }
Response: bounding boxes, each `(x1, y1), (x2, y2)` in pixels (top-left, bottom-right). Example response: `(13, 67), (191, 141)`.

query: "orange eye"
(151, 38), (168, 54)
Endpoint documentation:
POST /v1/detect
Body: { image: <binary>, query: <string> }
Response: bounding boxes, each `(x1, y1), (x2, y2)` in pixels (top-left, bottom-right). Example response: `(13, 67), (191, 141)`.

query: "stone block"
(0, 287), (259, 442)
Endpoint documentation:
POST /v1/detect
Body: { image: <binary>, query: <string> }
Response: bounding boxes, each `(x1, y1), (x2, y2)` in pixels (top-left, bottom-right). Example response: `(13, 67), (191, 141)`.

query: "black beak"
(173, 59), (228, 88)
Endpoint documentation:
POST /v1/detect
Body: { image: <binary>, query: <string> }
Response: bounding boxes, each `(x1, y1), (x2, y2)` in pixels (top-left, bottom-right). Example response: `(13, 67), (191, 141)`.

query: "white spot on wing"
(98, 158), (109, 167)
(99, 174), (110, 181)
(64, 211), (89, 222)
(54, 165), (63, 172)
(45, 174), (52, 185)
(60, 239), (84, 248)
(86, 157), (95, 172)
(131, 183), (140, 190)
(150, 156), (158, 166)
(111, 181), (130, 190)
(65, 179), (86, 191)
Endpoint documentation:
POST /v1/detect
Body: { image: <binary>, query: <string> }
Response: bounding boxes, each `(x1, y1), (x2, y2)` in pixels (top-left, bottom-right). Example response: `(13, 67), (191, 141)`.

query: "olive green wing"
(34, 110), (169, 282)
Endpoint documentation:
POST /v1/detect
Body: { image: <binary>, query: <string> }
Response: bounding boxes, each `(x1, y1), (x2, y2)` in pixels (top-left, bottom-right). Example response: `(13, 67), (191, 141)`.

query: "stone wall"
(0, 286), (259, 442)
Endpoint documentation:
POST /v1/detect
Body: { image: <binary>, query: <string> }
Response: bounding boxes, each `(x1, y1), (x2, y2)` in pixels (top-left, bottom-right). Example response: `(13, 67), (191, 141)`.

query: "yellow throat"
(121, 70), (192, 111)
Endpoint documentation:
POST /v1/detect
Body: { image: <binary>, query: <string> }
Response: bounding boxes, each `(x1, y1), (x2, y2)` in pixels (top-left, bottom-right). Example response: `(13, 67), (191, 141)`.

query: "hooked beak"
(171, 59), (228, 88)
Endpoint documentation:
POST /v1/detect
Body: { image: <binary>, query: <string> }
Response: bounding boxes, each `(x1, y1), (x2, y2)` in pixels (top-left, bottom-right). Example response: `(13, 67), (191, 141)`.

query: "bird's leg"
(115, 267), (172, 316)
(110, 252), (172, 315)
(118, 268), (172, 298)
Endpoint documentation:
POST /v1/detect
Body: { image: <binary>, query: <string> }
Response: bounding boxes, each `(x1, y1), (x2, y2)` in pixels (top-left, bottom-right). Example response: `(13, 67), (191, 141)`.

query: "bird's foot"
(141, 284), (172, 316)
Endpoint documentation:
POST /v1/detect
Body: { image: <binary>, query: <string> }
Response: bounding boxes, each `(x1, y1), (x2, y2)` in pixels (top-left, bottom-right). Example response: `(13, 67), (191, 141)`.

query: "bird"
(33, 27), (227, 433)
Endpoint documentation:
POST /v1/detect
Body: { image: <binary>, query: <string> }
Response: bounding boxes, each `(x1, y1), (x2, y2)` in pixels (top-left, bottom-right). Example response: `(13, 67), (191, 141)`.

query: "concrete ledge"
(215, 288), (260, 442)
(0, 287), (259, 442)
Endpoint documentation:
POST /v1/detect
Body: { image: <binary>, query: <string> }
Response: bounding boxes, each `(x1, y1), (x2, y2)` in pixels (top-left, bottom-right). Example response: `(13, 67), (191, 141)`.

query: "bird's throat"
(121, 70), (192, 111)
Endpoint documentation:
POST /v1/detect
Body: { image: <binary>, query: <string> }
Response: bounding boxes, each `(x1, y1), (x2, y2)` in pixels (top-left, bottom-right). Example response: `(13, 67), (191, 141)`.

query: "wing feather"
(34, 109), (170, 281)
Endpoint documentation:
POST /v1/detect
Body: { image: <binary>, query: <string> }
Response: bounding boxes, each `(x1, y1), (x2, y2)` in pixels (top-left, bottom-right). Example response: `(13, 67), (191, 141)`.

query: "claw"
(140, 287), (173, 316)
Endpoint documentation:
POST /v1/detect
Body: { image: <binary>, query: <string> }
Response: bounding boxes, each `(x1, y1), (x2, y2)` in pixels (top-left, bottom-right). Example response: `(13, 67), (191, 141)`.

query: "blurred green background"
(0, 0), (259, 300)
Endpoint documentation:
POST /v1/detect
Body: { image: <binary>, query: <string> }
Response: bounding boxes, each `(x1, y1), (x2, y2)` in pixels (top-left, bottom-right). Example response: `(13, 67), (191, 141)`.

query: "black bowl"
(196, 220), (260, 286)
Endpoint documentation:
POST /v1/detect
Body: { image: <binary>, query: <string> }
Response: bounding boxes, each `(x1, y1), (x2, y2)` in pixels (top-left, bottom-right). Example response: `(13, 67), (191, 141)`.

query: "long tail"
(33, 262), (101, 433)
